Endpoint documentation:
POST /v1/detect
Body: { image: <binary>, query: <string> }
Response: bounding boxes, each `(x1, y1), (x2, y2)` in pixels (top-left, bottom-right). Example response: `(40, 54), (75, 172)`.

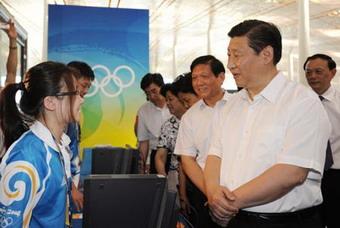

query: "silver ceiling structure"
(2, 0), (340, 88)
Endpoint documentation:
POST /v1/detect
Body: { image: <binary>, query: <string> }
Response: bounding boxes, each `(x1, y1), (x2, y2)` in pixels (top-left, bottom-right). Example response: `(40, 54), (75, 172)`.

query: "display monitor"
(83, 174), (167, 228)
(91, 147), (139, 174)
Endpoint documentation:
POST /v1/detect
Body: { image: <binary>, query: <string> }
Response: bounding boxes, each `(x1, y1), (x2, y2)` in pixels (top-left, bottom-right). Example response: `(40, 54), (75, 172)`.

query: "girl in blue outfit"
(0, 61), (83, 227)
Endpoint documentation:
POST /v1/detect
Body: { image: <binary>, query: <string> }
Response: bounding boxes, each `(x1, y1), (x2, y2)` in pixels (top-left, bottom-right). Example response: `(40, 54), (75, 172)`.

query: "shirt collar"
(321, 85), (336, 102)
(240, 72), (286, 103)
(149, 101), (167, 111)
(30, 121), (71, 152)
(259, 72), (286, 103)
(199, 90), (231, 109)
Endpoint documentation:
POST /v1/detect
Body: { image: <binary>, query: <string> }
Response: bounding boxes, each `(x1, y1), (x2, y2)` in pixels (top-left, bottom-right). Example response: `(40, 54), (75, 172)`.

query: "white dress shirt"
(137, 101), (171, 163)
(174, 92), (230, 169)
(209, 72), (331, 212)
(320, 85), (340, 169)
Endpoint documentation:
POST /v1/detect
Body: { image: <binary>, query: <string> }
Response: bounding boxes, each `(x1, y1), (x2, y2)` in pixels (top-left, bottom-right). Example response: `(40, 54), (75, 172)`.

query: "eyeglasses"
(54, 90), (80, 97)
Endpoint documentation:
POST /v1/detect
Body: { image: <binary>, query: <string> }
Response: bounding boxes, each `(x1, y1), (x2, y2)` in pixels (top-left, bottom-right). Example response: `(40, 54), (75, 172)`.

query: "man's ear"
(261, 45), (274, 65)
(43, 96), (57, 111)
(330, 68), (337, 80)
(218, 72), (225, 85)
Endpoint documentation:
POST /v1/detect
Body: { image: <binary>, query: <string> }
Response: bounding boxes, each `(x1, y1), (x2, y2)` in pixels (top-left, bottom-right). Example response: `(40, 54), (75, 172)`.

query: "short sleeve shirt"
(320, 85), (340, 169)
(157, 116), (180, 170)
(137, 101), (171, 150)
(209, 73), (331, 212)
(174, 92), (231, 169)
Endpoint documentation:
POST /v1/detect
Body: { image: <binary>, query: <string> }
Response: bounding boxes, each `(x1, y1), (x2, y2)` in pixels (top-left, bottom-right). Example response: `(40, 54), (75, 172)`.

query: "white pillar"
(42, 0), (48, 61)
(172, 32), (177, 77)
(207, 3), (214, 54)
(298, 0), (310, 85)
(207, 13), (212, 54)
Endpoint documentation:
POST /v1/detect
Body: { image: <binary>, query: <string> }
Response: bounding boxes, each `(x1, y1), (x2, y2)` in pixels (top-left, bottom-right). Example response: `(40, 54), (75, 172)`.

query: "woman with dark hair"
(0, 61), (83, 227)
(175, 72), (200, 108)
(155, 77), (200, 226)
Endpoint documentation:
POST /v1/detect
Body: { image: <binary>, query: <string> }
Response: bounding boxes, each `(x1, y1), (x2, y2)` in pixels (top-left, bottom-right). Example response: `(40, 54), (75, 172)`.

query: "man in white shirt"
(137, 73), (171, 173)
(204, 20), (331, 228)
(174, 55), (230, 227)
(304, 54), (339, 228)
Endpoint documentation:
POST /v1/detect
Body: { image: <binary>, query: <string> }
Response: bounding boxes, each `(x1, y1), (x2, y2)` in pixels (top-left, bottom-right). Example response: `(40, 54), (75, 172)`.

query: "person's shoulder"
(215, 91), (242, 117)
(160, 116), (176, 130)
(188, 99), (205, 112)
(228, 89), (243, 99)
(4, 131), (46, 164)
(180, 100), (202, 120)
(284, 79), (318, 102)
(138, 101), (151, 110)
(216, 90), (235, 108)
(332, 86), (340, 97)
(327, 86), (340, 108)
(273, 79), (323, 118)
(137, 101), (152, 114)
(15, 131), (45, 152)
(223, 89), (244, 106)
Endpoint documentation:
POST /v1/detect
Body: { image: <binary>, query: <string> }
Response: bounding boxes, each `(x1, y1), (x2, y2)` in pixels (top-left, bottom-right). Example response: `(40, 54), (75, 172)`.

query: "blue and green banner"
(48, 5), (148, 153)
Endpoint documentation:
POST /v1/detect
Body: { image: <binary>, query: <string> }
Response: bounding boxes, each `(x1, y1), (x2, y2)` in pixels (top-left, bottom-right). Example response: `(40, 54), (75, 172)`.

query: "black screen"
(83, 174), (167, 228)
(91, 147), (140, 174)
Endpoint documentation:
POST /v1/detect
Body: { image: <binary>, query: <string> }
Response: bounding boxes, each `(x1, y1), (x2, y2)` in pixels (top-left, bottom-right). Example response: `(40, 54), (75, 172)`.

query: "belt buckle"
(258, 214), (271, 221)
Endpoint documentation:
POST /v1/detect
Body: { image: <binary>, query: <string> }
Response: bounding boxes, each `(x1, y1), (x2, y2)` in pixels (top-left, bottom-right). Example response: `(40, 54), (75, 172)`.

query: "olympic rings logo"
(0, 217), (13, 227)
(86, 64), (136, 98)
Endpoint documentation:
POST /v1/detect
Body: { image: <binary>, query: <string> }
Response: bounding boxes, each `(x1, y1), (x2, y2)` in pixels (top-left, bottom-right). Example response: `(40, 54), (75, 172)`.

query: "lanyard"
(52, 135), (72, 228)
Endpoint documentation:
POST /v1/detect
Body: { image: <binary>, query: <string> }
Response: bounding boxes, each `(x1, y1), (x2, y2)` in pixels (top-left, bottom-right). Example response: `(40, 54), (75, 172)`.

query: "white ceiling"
(2, 0), (340, 88)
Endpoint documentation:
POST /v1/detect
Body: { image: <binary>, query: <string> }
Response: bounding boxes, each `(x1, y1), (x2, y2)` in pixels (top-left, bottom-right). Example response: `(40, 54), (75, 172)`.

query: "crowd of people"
(136, 20), (339, 228)
(0, 17), (339, 228)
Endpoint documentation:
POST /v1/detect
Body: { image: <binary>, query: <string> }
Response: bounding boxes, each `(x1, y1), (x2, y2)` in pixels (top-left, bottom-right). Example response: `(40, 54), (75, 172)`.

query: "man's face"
(191, 64), (224, 100)
(77, 77), (92, 97)
(144, 82), (163, 105)
(227, 36), (262, 89)
(305, 58), (335, 95)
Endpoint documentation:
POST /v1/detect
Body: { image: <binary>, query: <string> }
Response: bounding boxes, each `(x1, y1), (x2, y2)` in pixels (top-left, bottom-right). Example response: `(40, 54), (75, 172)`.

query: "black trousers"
(227, 206), (323, 228)
(186, 179), (221, 228)
(320, 168), (340, 228)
